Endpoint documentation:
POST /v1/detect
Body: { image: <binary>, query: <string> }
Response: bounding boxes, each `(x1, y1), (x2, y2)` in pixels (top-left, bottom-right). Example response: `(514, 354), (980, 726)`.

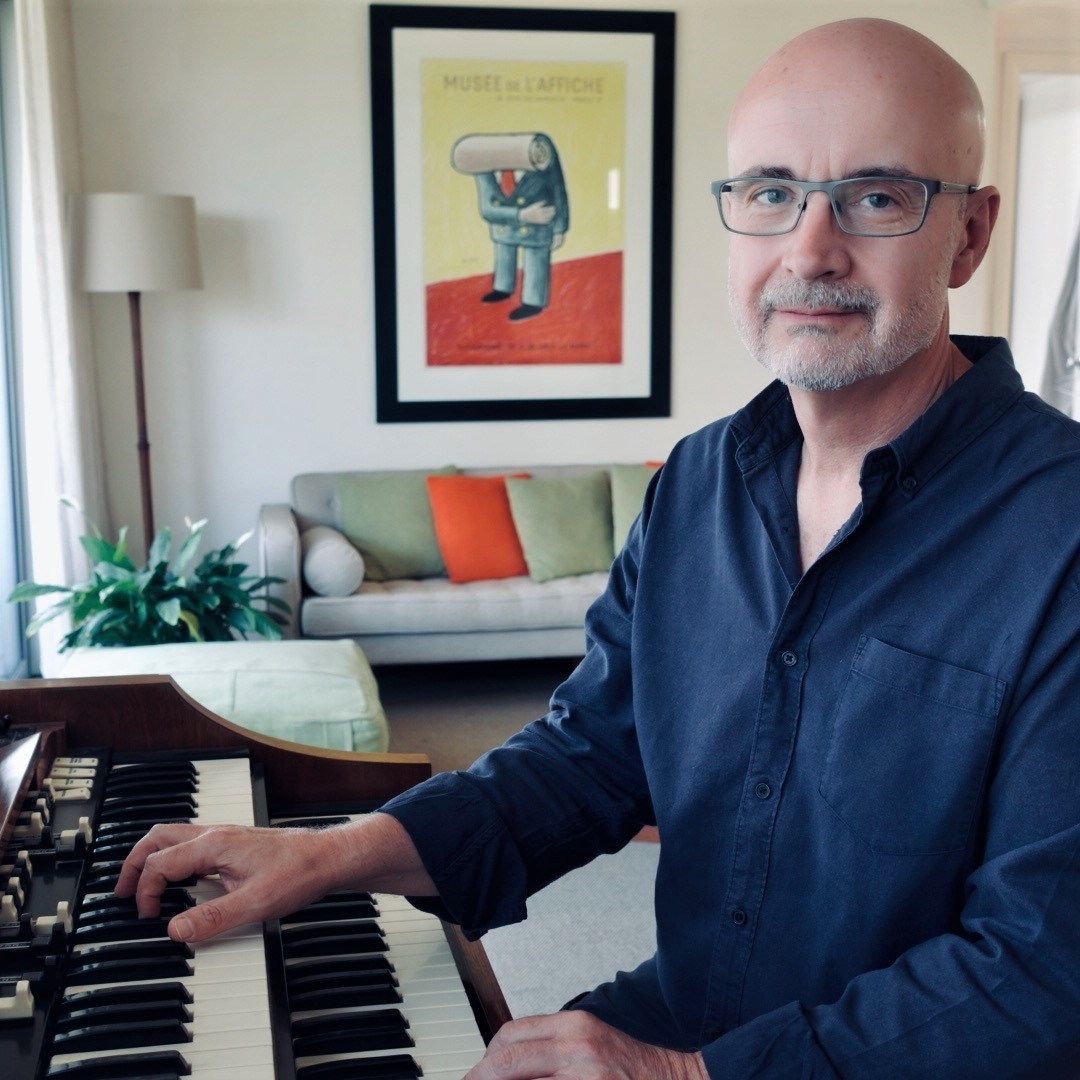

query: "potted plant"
(8, 503), (290, 650)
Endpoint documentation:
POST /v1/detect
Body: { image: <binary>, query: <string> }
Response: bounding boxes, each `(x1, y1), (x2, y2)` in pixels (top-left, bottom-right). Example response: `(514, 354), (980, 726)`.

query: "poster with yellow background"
(421, 59), (626, 366)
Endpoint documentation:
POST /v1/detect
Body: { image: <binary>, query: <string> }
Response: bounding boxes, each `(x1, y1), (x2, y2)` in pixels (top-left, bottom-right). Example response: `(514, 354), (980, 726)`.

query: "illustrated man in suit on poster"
(452, 132), (570, 321)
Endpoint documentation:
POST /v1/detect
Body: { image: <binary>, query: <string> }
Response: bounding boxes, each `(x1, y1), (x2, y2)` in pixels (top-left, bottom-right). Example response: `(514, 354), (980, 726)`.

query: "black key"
(95, 817), (191, 839)
(292, 1009), (412, 1056)
(110, 761), (197, 777)
(55, 999), (193, 1032)
(100, 794), (196, 813)
(88, 841), (143, 863)
(82, 863), (198, 893)
(286, 955), (394, 980)
(75, 917), (173, 943)
(62, 982), (193, 1010)
(296, 1056), (422, 1080)
(321, 890), (376, 903)
(65, 954), (194, 987)
(77, 901), (189, 926)
(282, 920), (384, 947)
(47, 1049), (191, 1079)
(282, 898), (379, 923)
(98, 803), (195, 825)
(103, 778), (196, 799)
(287, 964), (397, 995)
(79, 889), (194, 918)
(283, 930), (387, 959)
(51, 1017), (192, 1054)
(69, 938), (192, 970)
(288, 979), (401, 1011)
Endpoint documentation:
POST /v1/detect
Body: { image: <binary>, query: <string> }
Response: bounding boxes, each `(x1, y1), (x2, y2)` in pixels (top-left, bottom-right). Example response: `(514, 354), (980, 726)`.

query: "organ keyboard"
(0, 675), (510, 1079)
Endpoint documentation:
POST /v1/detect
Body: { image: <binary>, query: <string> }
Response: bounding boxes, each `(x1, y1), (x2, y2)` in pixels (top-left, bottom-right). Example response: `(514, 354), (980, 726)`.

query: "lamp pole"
(127, 290), (154, 543)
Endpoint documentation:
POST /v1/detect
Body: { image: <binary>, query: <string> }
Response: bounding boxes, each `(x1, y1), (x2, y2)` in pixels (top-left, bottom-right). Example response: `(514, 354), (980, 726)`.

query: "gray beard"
(731, 279), (941, 392)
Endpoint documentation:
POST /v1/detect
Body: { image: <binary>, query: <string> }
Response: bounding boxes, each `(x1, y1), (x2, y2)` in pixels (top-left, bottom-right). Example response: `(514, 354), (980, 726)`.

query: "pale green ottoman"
(60, 639), (389, 753)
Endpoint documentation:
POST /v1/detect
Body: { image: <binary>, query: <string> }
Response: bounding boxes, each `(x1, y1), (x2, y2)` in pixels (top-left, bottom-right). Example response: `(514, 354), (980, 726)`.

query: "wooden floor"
(375, 657), (580, 774)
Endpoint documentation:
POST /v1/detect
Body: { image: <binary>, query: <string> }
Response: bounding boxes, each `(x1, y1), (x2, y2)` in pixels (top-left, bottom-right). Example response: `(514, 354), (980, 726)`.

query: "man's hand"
(519, 201), (556, 225)
(114, 823), (338, 941)
(464, 1011), (708, 1080)
(113, 813), (436, 943)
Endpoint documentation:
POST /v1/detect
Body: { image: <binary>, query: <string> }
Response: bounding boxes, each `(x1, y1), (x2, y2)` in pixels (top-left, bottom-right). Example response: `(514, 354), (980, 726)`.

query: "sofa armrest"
(257, 503), (302, 638)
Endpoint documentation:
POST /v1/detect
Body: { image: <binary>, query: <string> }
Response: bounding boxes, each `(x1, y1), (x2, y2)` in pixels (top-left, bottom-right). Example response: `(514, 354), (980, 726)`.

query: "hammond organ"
(0, 675), (510, 1079)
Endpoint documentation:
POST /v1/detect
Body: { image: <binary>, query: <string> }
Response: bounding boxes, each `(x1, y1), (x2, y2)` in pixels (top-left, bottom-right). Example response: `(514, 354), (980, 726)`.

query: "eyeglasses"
(711, 176), (977, 237)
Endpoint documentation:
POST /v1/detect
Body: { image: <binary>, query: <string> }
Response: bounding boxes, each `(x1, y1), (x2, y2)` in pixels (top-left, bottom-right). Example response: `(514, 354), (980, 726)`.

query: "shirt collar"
(731, 336), (1024, 496)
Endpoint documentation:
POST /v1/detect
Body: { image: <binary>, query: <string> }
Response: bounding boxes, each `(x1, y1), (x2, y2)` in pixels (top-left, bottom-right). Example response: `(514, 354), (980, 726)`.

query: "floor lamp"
(74, 192), (202, 549)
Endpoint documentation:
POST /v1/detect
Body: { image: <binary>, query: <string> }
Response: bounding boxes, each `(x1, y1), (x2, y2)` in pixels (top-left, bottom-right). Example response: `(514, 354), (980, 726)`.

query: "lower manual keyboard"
(40, 758), (493, 1079)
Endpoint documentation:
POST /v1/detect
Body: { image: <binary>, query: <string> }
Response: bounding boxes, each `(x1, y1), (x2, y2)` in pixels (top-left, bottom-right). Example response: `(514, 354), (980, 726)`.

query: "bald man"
(118, 20), (1080, 1078)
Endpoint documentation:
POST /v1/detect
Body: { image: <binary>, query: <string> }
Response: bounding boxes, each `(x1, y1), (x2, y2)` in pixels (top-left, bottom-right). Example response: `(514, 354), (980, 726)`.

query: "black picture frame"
(370, 4), (675, 422)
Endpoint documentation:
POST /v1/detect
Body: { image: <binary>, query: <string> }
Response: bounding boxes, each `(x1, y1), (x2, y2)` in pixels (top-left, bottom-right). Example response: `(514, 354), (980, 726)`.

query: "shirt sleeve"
(699, 583), (1080, 1078)
(381, 511), (656, 940)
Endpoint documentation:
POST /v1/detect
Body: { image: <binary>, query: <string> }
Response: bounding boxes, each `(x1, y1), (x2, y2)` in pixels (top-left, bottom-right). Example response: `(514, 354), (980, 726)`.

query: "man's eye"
(752, 187), (792, 207)
(860, 191), (896, 210)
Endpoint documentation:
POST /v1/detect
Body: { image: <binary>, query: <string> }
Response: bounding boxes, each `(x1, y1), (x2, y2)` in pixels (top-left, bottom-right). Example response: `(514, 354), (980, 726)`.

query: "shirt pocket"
(818, 636), (1005, 855)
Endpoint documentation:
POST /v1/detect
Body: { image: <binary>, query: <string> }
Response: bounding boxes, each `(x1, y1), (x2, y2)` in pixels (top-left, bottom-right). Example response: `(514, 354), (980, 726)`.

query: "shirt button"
(901, 476), (918, 491)
(731, 908), (747, 926)
(780, 650), (798, 667)
(754, 781), (772, 800)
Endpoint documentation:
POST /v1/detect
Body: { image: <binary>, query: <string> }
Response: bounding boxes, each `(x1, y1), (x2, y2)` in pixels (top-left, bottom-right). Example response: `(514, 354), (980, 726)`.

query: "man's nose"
(780, 190), (852, 281)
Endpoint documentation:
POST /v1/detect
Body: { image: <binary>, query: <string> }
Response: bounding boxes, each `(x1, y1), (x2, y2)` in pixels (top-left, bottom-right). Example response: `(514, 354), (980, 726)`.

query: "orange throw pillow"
(426, 474), (530, 584)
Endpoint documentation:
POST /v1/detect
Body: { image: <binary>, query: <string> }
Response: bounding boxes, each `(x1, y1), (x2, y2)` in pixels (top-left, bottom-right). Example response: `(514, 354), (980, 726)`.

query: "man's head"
(724, 19), (999, 392)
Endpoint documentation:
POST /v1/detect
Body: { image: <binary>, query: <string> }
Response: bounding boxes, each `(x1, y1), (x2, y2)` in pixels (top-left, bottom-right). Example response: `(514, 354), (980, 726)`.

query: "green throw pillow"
(610, 463), (662, 552)
(505, 472), (614, 583)
(337, 467), (457, 581)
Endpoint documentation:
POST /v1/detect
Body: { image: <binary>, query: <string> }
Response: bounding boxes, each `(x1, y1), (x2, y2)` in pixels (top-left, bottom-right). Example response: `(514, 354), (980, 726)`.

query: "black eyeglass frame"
(710, 176), (978, 237)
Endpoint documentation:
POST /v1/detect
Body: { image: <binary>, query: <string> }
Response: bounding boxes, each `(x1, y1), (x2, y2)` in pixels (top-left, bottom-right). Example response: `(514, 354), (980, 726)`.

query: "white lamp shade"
(74, 192), (202, 292)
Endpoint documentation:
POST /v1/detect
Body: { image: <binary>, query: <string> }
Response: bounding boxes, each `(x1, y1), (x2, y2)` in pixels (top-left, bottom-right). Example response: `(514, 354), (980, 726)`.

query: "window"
(0, 0), (27, 679)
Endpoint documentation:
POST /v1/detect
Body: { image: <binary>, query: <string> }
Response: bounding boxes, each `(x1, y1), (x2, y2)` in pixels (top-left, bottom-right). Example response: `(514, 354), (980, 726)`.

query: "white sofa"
(257, 465), (641, 666)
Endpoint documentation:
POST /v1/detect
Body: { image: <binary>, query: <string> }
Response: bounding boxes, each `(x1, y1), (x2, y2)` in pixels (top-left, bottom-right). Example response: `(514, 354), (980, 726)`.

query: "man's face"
(726, 69), (967, 392)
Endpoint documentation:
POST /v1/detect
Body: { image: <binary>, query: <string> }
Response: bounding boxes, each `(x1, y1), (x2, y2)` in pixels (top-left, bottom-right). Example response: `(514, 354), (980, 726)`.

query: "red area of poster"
(425, 251), (622, 366)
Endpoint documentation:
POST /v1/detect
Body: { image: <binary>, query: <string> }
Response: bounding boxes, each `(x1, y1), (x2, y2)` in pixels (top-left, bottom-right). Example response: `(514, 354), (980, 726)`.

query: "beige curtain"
(15, 0), (107, 673)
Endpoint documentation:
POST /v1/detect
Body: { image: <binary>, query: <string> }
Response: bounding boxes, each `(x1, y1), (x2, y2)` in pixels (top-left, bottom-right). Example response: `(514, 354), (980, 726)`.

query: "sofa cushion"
(505, 472), (614, 583)
(301, 526), (365, 597)
(426, 474), (529, 584)
(337, 467), (456, 581)
(610, 463), (662, 552)
(60, 640), (389, 753)
(301, 572), (609, 638)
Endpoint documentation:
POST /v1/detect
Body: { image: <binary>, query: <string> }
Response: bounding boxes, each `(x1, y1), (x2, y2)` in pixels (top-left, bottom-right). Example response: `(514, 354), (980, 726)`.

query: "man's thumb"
(169, 895), (246, 942)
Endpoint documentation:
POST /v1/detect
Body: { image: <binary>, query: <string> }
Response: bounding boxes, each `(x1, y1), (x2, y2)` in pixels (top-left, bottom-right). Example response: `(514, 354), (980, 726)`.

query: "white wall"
(68, 0), (997, 554)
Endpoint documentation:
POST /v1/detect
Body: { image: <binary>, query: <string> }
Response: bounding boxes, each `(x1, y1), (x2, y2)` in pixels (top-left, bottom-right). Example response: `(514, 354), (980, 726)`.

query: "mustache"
(759, 281), (880, 317)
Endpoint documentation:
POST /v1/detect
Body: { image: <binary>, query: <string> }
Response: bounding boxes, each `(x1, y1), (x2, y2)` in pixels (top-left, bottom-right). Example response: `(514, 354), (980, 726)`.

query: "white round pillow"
(300, 526), (365, 597)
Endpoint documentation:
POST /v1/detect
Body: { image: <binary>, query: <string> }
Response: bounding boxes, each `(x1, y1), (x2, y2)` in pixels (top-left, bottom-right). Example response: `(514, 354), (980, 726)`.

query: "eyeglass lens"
(719, 178), (929, 236)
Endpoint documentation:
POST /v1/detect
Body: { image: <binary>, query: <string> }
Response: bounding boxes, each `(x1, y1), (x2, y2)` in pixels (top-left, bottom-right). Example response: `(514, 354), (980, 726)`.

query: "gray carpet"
(375, 658), (659, 1020)
(483, 841), (660, 1020)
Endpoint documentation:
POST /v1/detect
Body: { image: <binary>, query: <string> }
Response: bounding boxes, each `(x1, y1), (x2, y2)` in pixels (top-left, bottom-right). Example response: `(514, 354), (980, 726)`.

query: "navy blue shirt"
(385, 336), (1080, 1077)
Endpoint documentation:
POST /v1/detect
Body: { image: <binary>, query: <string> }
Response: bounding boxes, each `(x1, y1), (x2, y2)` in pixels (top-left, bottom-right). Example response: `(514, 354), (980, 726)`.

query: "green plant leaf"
(80, 535), (116, 566)
(25, 603), (71, 637)
(174, 530), (203, 574)
(148, 527), (172, 568)
(8, 581), (72, 602)
(177, 609), (203, 641)
(155, 598), (181, 626)
(96, 562), (135, 583)
(16, 503), (292, 648)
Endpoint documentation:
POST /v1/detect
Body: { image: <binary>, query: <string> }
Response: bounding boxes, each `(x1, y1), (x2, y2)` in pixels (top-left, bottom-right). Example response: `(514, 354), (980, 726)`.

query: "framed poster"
(370, 4), (674, 422)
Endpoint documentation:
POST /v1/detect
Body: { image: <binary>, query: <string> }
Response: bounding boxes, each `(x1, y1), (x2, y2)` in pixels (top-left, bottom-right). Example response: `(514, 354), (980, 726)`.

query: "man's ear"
(949, 186), (1001, 288)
